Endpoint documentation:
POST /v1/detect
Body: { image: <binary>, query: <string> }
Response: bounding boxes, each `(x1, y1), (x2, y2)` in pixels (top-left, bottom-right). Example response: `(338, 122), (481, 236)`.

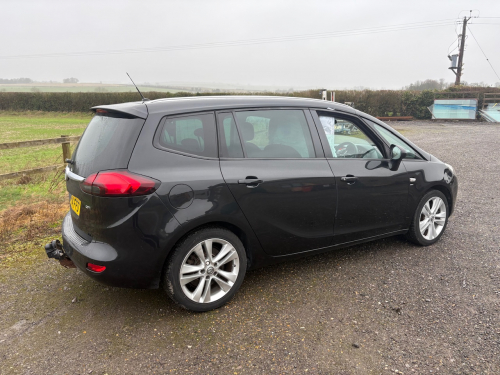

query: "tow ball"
(44, 240), (76, 268)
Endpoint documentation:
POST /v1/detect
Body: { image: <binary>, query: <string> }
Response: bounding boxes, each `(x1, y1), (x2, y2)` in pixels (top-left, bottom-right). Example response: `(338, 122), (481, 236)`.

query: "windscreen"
(72, 112), (145, 177)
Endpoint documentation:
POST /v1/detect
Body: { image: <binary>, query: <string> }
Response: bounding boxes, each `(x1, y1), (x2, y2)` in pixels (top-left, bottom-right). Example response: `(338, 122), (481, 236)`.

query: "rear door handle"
(340, 175), (358, 184)
(238, 177), (263, 187)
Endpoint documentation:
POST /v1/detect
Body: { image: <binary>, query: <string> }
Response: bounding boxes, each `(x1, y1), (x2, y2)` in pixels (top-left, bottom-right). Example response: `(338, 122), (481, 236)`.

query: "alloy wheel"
(419, 196), (447, 240)
(179, 239), (240, 303)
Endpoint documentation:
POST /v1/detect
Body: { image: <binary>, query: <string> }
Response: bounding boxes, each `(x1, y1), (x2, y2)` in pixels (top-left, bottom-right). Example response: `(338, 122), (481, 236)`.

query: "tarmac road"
(0, 121), (499, 374)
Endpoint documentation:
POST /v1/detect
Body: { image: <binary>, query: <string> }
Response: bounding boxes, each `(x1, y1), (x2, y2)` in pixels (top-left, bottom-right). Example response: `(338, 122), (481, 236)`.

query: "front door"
(218, 109), (337, 256)
(312, 111), (409, 244)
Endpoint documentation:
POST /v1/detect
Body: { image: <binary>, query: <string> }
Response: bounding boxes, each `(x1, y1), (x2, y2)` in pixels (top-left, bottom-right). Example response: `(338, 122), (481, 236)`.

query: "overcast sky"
(1, 0), (499, 89)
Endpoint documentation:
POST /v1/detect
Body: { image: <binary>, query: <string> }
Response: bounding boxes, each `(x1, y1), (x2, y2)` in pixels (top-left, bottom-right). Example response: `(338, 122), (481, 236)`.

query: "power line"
(447, 38), (459, 55)
(467, 26), (500, 81)
(2, 20), (457, 59)
(0, 19), (457, 60)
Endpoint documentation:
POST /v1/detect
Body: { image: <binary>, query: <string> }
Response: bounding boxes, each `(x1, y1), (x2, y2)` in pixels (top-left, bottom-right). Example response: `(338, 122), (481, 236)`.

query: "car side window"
(317, 114), (383, 159)
(218, 112), (244, 158)
(233, 109), (315, 158)
(158, 113), (218, 158)
(367, 120), (421, 159)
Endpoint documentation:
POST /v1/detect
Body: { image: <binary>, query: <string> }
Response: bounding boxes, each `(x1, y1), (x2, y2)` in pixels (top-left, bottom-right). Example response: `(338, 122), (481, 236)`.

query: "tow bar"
(44, 239), (76, 268)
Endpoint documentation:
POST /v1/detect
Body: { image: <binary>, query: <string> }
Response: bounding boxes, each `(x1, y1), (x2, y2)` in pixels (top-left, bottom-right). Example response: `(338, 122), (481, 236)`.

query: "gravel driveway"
(1, 121), (499, 374)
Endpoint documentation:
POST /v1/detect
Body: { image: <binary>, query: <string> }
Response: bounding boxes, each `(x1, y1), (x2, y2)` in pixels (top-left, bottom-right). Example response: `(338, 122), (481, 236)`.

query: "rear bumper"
(61, 213), (160, 289)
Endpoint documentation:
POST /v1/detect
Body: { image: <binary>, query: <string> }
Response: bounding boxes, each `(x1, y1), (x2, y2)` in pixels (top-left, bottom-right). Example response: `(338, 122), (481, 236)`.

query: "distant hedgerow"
(0, 87), (498, 119)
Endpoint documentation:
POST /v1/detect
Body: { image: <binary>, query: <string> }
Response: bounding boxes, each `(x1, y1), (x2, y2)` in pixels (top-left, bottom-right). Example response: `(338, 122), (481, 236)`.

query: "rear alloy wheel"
(164, 227), (246, 312)
(406, 190), (449, 246)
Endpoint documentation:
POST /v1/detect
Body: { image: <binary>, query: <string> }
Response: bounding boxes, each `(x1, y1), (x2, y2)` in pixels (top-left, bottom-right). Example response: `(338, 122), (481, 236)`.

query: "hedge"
(0, 87), (498, 119)
(0, 92), (188, 113)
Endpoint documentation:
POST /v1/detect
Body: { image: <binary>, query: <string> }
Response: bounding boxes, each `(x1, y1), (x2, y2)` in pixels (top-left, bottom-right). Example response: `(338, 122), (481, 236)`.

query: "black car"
(45, 96), (458, 312)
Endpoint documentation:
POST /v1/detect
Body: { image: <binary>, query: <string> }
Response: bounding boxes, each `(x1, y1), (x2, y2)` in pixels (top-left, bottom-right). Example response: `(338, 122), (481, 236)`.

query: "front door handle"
(238, 177), (263, 187)
(340, 175), (358, 184)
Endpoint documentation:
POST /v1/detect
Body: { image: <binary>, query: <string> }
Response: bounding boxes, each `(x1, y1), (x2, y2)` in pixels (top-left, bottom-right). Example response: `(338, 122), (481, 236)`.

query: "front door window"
(366, 120), (422, 159)
(317, 115), (383, 159)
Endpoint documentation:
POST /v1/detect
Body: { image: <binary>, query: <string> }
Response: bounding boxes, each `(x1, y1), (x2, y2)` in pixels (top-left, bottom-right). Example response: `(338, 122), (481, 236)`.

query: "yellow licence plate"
(70, 195), (81, 216)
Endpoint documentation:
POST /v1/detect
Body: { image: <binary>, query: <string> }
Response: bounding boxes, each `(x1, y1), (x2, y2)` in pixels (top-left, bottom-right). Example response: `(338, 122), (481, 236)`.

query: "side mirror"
(389, 144), (406, 171)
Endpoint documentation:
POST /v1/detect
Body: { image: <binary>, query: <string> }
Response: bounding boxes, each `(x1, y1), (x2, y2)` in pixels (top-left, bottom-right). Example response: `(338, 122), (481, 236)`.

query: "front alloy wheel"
(419, 196), (447, 240)
(406, 190), (449, 246)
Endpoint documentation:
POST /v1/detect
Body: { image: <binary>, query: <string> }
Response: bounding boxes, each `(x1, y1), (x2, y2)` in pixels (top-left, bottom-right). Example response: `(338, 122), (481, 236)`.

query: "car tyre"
(164, 227), (247, 312)
(406, 190), (449, 246)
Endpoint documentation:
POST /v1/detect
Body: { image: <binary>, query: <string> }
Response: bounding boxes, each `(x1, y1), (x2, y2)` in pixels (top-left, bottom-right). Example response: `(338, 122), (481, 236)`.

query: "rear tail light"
(80, 173), (98, 194)
(80, 170), (159, 197)
(87, 263), (106, 273)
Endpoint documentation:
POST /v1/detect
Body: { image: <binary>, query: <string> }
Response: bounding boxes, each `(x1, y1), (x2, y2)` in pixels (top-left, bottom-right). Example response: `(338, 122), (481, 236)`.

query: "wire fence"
(0, 135), (80, 181)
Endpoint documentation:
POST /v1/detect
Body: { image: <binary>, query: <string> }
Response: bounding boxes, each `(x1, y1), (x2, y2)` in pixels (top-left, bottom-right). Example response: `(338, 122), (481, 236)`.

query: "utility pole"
(453, 16), (471, 86)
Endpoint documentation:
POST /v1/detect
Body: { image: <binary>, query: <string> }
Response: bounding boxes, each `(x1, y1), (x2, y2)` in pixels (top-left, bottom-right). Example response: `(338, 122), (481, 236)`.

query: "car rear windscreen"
(72, 112), (145, 177)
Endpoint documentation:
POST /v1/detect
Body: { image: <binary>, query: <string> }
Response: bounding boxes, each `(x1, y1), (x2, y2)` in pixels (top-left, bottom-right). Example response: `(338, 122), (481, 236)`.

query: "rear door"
(311, 110), (409, 244)
(66, 110), (146, 239)
(218, 108), (337, 256)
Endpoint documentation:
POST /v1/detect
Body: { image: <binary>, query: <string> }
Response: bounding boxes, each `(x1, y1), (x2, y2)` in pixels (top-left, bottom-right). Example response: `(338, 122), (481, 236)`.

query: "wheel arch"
(191, 221), (253, 265)
(423, 184), (454, 216)
(159, 219), (258, 284)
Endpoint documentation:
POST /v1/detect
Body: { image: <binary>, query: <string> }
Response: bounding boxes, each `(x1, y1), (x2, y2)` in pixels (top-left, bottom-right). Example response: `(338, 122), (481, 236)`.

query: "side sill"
(271, 229), (409, 259)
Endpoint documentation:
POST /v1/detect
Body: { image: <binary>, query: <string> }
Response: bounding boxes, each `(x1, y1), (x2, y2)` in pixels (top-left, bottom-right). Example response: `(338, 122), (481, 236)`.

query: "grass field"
(0, 111), (90, 142)
(0, 113), (85, 277)
(0, 144), (70, 174)
(0, 112), (89, 212)
(0, 111), (88, 174)
(0, 170), (67, 211)
(0, 84), (184, 93)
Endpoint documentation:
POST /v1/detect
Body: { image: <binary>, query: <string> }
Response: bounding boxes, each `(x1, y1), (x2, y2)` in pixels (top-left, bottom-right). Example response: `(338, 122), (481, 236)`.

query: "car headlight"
(444, 163), (454, 183)
(445, 163), (454, 175)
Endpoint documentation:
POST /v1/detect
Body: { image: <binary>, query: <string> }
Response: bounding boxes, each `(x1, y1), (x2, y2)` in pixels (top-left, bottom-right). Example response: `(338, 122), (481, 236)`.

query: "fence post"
(61, 135), (71, 163)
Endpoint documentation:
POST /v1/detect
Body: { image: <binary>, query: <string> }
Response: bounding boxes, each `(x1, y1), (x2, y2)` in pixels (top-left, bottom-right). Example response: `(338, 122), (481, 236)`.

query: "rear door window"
(156, 113), (217, 158)
(233, 109), (315, 158)
(72, 112), (145, 177)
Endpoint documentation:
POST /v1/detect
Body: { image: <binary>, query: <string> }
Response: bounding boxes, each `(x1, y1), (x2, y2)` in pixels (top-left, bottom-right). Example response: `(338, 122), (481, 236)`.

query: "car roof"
(92, 95), (357, 119)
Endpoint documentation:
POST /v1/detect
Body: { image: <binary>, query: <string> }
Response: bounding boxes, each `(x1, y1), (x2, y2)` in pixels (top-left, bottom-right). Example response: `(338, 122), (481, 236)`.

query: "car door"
(218, 108), (337, 256)
(311, 110), (409, 244)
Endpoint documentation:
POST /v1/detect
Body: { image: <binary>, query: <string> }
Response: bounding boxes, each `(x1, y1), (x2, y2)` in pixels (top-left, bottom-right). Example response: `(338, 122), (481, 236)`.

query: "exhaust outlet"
(44, 240), (76, 268)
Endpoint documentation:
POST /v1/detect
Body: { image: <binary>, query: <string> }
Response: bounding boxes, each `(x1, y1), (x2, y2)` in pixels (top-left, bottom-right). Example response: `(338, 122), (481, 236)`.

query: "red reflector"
(87, 263), (106, 273)
(80, 170), (159, 197)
